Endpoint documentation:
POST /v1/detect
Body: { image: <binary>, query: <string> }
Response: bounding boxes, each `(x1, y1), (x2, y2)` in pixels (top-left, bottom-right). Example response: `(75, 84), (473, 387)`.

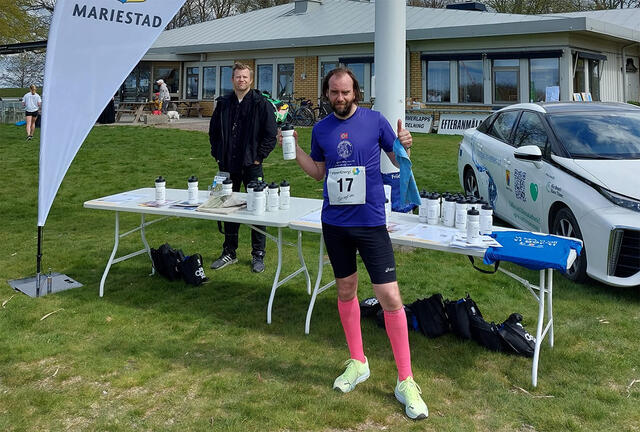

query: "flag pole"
(36, 225), (42, 297)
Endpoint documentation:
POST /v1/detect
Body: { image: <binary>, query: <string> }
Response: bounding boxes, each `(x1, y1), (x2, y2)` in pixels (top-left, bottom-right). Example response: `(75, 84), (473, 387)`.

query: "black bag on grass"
(151, 243), (185, 281)
(497, 313), (536, 357)
(360, 297), (382, 318)
(444, 293), (482, 340)
(469, 314), (503, 352)
(375, 305), (418, 331)
(179, 253), (209, 286)
(409, 294), (449, 338)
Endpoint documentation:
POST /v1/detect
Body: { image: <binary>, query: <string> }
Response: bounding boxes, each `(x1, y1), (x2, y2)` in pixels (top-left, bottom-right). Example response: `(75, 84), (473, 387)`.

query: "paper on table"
(397, 224), (458, 245)
(99, 192), (146, 203)
(140, 200), (178, 207)
(296, 210), (322, 224)
(450, 232), (502, 250)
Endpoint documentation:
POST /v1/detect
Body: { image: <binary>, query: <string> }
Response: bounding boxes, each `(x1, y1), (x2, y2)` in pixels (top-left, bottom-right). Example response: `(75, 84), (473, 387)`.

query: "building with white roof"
(125, 0), (640, 122)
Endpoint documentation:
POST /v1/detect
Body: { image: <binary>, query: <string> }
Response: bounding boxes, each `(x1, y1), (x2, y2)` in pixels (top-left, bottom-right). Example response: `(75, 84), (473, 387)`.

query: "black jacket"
(209, 89), (277, 171)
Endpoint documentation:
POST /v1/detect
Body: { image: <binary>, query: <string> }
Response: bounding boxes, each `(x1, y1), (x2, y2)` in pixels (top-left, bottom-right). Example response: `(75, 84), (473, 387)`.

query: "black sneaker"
(251, 256), (265, 273)
(210, 252), (237, 270)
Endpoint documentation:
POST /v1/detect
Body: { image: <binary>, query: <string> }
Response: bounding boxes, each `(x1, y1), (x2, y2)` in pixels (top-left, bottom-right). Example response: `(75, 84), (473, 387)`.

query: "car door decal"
(471, 141), (499, 209)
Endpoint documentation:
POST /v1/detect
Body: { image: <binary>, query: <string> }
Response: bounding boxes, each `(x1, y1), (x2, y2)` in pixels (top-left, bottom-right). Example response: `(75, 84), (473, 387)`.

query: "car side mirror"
(514, 145), (543, 168)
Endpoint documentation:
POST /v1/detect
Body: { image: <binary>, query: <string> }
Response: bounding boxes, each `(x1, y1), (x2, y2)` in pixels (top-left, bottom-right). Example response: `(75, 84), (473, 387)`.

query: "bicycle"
(282, 93), (315, 126)
(312, 98), (332, 123)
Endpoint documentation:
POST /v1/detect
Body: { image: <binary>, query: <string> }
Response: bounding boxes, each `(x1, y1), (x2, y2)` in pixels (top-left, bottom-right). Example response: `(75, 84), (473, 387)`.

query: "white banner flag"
(38, 0), (186, 226)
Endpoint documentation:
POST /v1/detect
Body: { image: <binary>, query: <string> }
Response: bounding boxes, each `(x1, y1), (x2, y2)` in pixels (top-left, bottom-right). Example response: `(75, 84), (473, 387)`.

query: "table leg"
(140, 214), (154, 275)
(305, 238), (336, 334)
(267, 228), (284, 324)
(297, 231), (311, 295)
(100, 212), (121, 298)
(547, 269), (554, 347)
(531, 269), (546, 388)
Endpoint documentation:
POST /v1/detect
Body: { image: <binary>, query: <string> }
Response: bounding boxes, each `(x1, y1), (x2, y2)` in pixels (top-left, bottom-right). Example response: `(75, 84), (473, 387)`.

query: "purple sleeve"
(378, 113), (397, 153)
(309, 126), (324, 162)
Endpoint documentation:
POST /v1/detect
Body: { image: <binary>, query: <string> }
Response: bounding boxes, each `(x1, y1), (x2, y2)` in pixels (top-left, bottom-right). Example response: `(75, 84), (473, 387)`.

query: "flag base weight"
(8, 273), (83, 298)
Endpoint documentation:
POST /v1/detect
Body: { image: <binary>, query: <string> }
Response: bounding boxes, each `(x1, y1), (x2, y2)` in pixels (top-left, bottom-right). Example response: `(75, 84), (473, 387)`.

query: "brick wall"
(409, 51), (422, 100)
(294, 56), (319, 103)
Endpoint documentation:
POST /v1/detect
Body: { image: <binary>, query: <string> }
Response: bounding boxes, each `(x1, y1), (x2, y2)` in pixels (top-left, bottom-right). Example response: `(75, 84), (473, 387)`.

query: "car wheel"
(552, 207), (588, 283)
(463, 168), (480, 198)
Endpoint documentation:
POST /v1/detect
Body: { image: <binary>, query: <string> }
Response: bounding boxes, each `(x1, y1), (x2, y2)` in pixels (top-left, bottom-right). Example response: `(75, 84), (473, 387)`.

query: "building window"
(120, 62), (150, 101)
(573, 57), (585, 94)
(153, 65), (179, 93)
(186, 67), (199, 99)
(589, 60), (600, 101)
(220, 65), (233, 96)
(203, 67), (217, 99)
(257, 64), (273, 96)
(529, 58), (559, 102)
(321, 62), (338, 81)
(493, 59), (519, 103)
(277, 63), (294, 99)
(426, 61), (450, 102)
(458, 60), (483, 103)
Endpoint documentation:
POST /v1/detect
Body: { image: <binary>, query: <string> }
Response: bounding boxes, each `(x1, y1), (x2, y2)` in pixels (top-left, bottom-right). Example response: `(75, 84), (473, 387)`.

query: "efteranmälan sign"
(38, 0), (187, 227)
(437, 113), (491, 135)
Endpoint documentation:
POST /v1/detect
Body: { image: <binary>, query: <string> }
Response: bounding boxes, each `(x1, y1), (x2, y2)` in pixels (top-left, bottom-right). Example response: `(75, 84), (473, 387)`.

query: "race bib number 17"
(327, 166), (366, 205)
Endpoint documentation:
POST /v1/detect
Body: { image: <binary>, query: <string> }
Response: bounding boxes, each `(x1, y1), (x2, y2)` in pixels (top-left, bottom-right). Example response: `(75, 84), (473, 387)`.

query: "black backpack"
(179, 253), (209, 286)
(409, 293), (449, 338)
(375, 305), (418, 331)
(150, 243), (184, 281)
(497, 313), (536, 357)
(444, 293), (481, 340)
(360, 297), (382, 318)
(469, 314), (503, 352)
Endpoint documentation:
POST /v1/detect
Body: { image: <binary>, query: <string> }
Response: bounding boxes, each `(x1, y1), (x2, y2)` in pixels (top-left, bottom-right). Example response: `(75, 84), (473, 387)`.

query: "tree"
(0, 0), (48, 44)
(0, 51), (45, 87)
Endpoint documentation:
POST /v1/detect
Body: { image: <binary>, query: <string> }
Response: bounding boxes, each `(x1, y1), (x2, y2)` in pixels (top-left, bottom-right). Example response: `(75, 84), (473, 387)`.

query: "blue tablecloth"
(484, 231), (583, 273)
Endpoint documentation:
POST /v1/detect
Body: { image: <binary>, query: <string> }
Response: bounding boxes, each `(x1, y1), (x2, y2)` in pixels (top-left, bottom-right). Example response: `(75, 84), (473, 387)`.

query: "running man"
(285, 67), (428, 420)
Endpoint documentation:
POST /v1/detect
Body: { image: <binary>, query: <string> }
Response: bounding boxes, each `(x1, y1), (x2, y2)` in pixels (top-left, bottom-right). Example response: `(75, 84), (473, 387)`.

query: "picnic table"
(172, 100), (203, 118)
(115, 101), (152, 123)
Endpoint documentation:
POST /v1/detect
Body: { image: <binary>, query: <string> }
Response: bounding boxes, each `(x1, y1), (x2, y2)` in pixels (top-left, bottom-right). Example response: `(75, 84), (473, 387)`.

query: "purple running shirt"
(310, 107), (396, 226)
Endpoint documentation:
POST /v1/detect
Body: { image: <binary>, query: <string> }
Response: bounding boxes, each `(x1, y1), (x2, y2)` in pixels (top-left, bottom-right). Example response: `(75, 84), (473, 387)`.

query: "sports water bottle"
(267, 182), (279, 211)
(279, 180), (290, 210)
(253, 185), (266, 215)
(281, 125), (296, 160)
(221, 178), (233, 196)
(246, 180), (257, 213)
(187, 175), (198, 204)
(466, 208), (480, 244)
(427, 192), (440, 225)
(418, 190), (428, 223)
(480, 204), (493, 235)
(155, 176), (166, 203)
(455, 198), (468, 230)
(443, 195), (456, 227)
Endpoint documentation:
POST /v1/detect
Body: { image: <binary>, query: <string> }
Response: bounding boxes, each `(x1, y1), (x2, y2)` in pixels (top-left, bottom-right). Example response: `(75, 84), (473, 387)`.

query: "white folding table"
(84, 188), (322, 324)
(289, 210), (578, 387)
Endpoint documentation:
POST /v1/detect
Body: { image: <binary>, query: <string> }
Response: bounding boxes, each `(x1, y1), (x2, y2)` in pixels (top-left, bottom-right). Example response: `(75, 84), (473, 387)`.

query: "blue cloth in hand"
(389, 138), (421, 212)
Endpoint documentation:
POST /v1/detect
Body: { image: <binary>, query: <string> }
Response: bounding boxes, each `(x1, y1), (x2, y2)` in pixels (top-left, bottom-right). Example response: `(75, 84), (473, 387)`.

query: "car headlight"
(599, 188), (640, 213)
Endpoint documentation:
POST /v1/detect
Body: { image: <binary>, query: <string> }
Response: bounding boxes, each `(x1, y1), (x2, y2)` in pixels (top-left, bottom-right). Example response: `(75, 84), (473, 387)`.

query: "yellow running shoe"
(333, 357), (370, 393)
(395, 376), (428, 420)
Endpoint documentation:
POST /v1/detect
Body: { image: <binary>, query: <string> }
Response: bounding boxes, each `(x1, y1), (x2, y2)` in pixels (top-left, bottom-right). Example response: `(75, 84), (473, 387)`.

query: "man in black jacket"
(209, 63), (277, 273)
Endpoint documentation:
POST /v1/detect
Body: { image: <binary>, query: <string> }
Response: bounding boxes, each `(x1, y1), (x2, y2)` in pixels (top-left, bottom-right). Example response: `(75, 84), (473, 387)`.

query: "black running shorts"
(322, 222), (397, 285)
(25, 111), (38, 117)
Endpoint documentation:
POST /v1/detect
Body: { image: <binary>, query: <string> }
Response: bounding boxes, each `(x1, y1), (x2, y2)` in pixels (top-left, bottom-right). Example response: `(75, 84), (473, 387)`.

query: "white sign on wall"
(404, 112), (433, 133)
(437, 113), (491, 135)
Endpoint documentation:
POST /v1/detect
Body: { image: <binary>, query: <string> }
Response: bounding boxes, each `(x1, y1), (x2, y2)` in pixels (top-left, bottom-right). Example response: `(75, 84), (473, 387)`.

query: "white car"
(457, 102), (640, 287)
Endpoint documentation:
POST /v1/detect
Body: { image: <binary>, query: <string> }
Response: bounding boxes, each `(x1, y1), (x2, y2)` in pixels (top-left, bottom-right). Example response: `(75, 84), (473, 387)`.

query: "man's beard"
(331, 99), (354, 117)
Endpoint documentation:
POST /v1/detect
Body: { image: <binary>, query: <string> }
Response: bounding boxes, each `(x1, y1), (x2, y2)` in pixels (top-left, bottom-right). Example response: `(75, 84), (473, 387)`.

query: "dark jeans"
(222, 164), (266, 258)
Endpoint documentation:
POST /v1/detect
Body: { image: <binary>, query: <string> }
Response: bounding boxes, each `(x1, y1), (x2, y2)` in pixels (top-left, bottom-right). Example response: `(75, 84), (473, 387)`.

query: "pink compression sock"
(384, 308), (413, 381)
(337, 297), (366, 363)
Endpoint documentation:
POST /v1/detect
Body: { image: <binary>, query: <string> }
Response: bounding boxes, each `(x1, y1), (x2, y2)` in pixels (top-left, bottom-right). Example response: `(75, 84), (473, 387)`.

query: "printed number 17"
(337, 177), (353, 192)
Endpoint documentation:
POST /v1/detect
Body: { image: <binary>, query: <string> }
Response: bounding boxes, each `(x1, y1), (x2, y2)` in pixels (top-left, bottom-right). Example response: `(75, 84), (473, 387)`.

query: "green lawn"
(0, 123), (638, 431)
(0, 88), (29, 98)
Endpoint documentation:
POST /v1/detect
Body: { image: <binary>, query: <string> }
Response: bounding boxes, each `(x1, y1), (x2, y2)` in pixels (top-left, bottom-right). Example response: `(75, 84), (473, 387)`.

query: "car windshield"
(548, 111), (640, 159)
